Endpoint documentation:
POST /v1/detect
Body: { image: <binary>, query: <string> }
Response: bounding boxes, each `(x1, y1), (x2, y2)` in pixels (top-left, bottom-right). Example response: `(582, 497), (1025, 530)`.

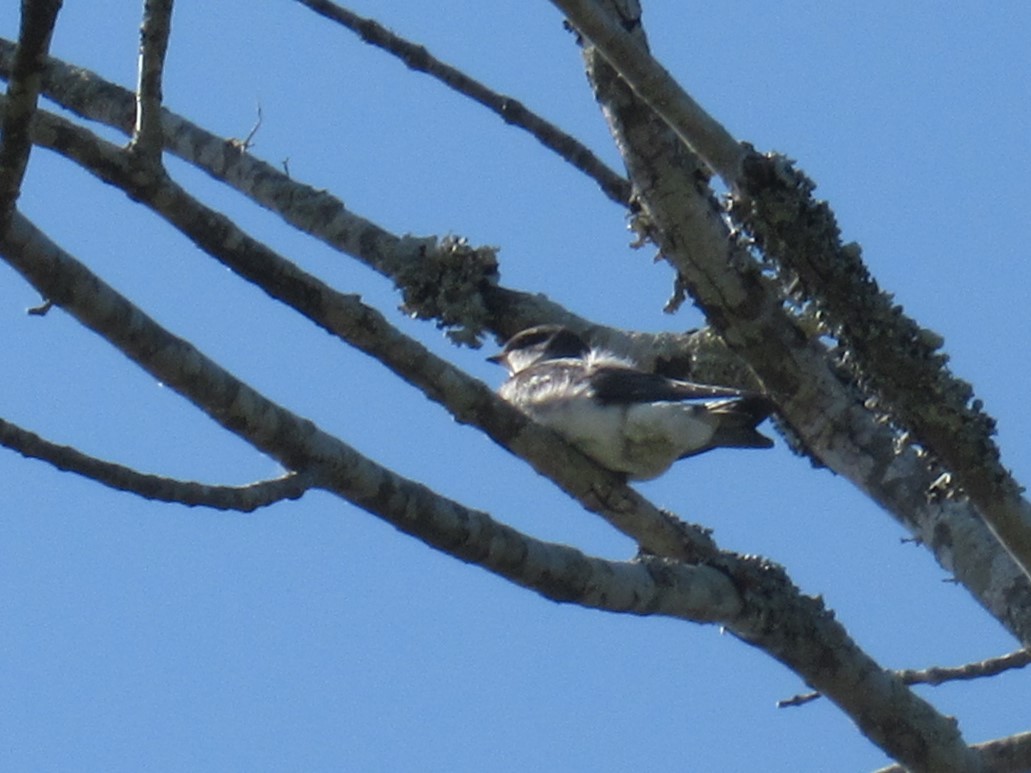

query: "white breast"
(499, 359), (719, 480)
(523, 396), (713, 480)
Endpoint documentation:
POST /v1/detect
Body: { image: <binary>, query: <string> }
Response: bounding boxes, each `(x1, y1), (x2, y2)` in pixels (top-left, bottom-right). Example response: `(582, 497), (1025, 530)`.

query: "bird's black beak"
(486, 352), (505, 365)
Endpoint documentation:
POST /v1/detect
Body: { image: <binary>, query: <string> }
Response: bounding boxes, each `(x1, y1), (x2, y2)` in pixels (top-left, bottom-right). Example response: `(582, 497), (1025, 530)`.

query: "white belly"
(527, 398), (715, 480)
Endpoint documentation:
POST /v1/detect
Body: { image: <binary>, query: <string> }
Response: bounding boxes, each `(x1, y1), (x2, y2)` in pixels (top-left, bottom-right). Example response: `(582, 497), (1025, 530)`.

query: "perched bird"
(489, 325), (774, 480)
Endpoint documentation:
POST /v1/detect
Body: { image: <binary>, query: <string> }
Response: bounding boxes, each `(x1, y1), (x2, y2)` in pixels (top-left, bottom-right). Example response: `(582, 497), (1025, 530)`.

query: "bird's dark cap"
(487, 325), (589, 364)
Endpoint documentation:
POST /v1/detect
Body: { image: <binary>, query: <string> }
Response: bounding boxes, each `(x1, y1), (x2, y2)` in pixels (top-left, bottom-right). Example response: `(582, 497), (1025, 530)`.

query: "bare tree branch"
(895, 649), (1031, 686)
(877, 731), (1031, 773)
(293, 0), (631, 207)
(0, 417), (310, 511)
(732, 151), (1031, 583)
(0, 38), (581, 343)
(780, 648), (1031, 708)
(0, 0), (61, 225)
(128, 0), (173, 162)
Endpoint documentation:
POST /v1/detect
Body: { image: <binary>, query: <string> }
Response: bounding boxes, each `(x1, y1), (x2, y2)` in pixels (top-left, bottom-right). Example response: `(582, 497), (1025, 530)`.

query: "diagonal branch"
(128, 0), (174, 162)
(293, 0), (631, 207)
(732, 151), (1031, 583)
(0, 417), (310, 511)
(877, 731), (1031, 773)
(0, 41), (723, 357)
(0, 38), (589, 342)
(0, 0), (61, 226)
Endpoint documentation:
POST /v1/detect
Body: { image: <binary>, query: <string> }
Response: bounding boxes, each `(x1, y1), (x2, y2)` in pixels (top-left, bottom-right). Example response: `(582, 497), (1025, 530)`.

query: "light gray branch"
(0, 38), (604, 344)
(0, 38), (750, 374)
(573, 2), (983, 769)
(731, 149), (1031, 583)
(0, 417), (310, 511)
(128, 0), (173, 162)
(876, 731), (1031, 773)
(0, 0), (61, 223)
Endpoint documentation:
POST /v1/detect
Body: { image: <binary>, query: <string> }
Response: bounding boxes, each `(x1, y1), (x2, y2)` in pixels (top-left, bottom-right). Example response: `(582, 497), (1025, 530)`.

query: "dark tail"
(682, 396), (775, 458)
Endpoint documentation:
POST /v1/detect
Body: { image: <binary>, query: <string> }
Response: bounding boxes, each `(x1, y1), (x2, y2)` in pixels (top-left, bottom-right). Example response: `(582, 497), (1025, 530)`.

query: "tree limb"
(0, 417), (310, 511)
(550, 0), (744, 181)
(876, 731), (1031, 773)
(0, 0), (61, 226)
(0, 39), (734, 364)
(571, 2), (986, 768)
(128, 0), (173, 163)
(732, 151), (1031, 583)
(0, 38), (590, 343)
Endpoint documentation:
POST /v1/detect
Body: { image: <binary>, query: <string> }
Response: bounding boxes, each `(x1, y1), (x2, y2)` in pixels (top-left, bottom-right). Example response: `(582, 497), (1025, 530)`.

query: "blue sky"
(1, 2), (1029, 771)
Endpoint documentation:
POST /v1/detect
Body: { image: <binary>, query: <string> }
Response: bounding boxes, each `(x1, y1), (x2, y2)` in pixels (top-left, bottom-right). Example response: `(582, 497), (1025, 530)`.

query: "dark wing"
(589, 366), (755, 405)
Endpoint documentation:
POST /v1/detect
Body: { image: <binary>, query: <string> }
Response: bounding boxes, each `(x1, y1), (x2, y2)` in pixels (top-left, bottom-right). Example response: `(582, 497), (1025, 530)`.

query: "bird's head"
(488, 325), (589, 374)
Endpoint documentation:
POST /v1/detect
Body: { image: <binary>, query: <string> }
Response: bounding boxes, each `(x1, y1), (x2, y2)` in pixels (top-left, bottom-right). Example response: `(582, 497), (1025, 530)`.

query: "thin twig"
(779, 649), (1031, 708)
(129, 0), (174, 162)
(27, 297), (53, 315)
(0, 417), (310, 511)
(229, 103), (262, 151)
(294, 0), (631, 206)
(0, 0), (62, 226)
